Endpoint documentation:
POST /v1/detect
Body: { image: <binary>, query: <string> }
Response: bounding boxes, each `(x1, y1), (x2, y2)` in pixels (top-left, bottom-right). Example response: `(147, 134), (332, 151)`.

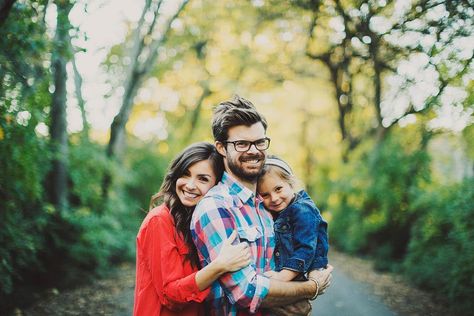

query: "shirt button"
(275, 251), (280, 257)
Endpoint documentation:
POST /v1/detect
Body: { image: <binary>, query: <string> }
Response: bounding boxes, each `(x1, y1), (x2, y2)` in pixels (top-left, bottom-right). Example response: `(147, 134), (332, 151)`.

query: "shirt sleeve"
(191, 197), (270, 313)
(142, 214), (210, 311)
(284, 203), (319, 273)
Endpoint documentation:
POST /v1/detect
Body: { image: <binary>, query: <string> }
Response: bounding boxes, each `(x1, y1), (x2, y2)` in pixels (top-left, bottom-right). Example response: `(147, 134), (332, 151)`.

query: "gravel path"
(14, 250), (452, 316)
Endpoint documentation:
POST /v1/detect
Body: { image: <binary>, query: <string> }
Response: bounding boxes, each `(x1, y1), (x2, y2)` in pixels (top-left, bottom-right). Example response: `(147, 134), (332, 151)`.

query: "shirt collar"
(221, 171), (255, 204)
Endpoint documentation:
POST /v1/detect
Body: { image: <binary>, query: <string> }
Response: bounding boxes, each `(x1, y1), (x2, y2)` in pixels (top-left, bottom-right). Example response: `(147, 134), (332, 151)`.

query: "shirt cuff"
(168, 271), (210, 303)
(249, 274), (270, 313)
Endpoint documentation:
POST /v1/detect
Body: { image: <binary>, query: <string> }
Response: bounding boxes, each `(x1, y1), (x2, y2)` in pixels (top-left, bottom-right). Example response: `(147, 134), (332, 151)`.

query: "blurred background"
(0, 0), (473, 314)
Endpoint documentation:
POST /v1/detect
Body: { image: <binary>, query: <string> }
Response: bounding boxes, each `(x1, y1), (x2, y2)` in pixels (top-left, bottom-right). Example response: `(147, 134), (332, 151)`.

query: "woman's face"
(176, 159), (217, 207)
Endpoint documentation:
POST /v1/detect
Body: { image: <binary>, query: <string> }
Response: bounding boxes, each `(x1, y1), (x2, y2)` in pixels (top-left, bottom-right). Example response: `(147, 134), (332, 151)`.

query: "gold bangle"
(308, 277), (319, 300)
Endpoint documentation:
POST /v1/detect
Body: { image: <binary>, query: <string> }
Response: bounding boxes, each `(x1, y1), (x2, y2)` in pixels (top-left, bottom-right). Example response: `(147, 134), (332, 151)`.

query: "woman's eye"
(275, 187), (282, 192)
(199, 177), (209, 182)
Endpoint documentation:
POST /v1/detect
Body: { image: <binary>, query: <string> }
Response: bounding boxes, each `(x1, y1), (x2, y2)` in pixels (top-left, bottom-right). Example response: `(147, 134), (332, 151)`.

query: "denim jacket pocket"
(274, 220), (291, 233)
(273, 218), (293, 271)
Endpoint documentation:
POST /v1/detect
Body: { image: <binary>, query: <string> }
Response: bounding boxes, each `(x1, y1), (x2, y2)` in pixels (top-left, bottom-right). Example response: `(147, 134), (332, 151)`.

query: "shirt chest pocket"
(237, 226), (262, 243)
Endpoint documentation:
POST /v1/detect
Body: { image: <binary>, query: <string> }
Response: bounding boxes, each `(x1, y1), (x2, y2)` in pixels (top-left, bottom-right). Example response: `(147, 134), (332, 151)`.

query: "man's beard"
(227, 153), (265, 183)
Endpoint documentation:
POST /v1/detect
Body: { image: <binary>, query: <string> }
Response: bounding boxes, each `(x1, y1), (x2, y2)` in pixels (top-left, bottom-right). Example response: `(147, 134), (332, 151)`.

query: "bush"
(329, 131), (431, 267)
(404, 179), (474, 313)
(0, 129), (169, 312)
(0, 118), (50, 300)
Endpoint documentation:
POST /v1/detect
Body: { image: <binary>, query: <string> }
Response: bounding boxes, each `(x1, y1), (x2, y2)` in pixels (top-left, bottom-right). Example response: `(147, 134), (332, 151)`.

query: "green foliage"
(325, 128), (473, 313)
(0, 0), (51, 101)
(0, 133), (163, 311)
(404, 179), (474, 313)
(123, 138), (170, 210)
(69, 139), (110, 210)
(329, 130), (431, 265)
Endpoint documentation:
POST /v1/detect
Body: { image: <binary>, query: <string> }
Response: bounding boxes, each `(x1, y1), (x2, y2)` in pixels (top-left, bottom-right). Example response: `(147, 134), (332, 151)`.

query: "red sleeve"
(143, 211), (210, 310)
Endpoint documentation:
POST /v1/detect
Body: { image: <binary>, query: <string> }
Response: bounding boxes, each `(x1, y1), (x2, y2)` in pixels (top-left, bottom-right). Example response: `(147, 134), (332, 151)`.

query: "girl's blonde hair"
(258, 155), (302, 190)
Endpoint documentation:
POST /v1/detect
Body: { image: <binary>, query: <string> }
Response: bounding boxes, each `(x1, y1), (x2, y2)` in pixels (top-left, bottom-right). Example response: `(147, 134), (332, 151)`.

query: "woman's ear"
(215, 141), (226, 157)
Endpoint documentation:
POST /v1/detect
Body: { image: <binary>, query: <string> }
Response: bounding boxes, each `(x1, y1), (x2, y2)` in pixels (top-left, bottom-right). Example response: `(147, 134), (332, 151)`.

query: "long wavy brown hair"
(149, 142), (224, 267)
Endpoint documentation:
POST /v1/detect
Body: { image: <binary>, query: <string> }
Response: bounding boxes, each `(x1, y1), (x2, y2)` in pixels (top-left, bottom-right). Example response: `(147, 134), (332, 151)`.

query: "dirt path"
(14, 251), (452, 316)
(320, 251), (452, 316)
(14, 263), (135, 316)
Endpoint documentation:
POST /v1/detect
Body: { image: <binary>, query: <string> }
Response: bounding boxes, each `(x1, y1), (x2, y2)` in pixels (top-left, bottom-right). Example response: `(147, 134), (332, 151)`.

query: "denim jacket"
(273, 190), (329, 273)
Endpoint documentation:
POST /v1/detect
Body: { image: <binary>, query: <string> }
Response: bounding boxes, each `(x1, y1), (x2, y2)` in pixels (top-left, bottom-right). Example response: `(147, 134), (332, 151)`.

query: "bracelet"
(308, 277), (319, 300)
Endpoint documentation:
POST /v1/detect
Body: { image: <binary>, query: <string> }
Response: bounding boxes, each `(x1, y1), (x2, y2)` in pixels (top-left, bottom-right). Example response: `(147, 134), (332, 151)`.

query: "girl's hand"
(214, 230), (252, 272)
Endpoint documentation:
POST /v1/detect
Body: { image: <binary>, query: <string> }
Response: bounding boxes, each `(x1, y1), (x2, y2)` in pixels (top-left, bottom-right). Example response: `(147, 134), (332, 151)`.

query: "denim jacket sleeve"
(283, 202), (320, 273)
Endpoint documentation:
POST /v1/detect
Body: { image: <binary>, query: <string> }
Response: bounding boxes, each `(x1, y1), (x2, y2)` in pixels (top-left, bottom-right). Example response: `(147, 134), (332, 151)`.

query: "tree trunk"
(102, 0), (190, 199)
(300, 109), (315, 194)
(71, 51), (89, 140)
(49, 0), (73, 212)
(0, 0), (16, 27)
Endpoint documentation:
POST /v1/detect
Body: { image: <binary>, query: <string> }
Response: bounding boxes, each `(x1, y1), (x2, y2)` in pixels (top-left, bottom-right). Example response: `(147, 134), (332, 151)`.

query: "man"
(191, 95), (333, 315)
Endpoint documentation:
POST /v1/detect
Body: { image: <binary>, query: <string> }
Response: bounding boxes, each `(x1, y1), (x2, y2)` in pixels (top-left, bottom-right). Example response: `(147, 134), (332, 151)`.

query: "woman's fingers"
(224, 230), (238, 245)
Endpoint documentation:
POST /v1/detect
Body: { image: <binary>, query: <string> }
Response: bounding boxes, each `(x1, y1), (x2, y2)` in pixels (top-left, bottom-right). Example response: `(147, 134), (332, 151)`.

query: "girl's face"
(258, 171), (295, 212)
(176, 160), (217, 207)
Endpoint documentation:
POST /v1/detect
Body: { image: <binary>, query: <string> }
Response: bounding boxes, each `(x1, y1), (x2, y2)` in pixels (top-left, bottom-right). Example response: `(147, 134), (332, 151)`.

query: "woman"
(133, 142), (251, 316)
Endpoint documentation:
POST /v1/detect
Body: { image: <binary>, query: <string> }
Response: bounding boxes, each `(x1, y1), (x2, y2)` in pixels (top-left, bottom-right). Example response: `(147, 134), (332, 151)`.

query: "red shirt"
(134, 204), (210, 316)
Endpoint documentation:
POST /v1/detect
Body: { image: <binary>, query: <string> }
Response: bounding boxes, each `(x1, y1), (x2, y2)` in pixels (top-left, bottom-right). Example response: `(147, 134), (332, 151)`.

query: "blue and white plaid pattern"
(191, 172), (275, 316)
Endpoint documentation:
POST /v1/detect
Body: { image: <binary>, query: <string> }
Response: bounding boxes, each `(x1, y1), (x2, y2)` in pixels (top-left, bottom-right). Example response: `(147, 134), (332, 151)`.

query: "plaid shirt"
(191, 172), (275, 316)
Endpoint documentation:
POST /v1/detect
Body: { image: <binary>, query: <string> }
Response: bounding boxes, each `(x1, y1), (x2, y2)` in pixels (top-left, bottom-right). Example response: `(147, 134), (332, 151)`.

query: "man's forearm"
(260, 278), (316, 307)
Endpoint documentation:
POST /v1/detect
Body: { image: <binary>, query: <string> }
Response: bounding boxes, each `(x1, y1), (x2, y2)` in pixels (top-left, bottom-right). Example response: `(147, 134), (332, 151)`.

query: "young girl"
(134, 142), (251, 316)
(257, 155), (329, 282)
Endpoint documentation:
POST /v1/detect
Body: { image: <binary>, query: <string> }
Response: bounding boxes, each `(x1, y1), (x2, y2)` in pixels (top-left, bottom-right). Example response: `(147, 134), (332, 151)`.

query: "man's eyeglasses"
(223, 137), (271, 152)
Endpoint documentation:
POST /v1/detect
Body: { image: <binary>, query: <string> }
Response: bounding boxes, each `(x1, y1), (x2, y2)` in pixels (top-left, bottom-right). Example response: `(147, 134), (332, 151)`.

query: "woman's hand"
(214, 230), (252, 273)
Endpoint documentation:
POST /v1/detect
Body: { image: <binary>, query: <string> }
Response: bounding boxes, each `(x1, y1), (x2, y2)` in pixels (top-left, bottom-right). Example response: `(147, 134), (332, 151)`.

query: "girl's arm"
(265, 269), (299, 281)
(284, 202), (319, 273)
(265, 203), (319, 282)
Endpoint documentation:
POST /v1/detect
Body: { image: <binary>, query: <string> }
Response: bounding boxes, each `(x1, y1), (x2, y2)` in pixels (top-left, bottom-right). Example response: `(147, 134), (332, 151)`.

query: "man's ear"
(215, 141), (226, 157)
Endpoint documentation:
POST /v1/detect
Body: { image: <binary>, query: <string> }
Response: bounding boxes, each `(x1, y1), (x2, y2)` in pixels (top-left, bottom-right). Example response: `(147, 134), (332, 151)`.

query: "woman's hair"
(149, 142), (224, 267)
(258, 155), (299, 189)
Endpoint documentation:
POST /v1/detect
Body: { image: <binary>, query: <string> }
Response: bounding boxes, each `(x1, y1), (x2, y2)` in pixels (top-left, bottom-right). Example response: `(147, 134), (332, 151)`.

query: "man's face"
(217, 122), (267, 183)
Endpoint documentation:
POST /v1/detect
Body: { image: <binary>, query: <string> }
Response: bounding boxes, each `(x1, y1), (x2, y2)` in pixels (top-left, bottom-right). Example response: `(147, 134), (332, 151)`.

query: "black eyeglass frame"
(222, 137), (271, 152)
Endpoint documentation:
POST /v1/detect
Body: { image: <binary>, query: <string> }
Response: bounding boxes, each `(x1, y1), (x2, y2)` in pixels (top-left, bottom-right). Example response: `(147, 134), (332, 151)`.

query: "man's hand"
(267, 299), (312, 316)
(308, 264), (333, 297)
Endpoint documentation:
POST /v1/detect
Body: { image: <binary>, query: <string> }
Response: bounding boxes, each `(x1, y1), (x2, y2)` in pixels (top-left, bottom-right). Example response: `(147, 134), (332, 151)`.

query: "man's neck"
(226, 170), (257, 193)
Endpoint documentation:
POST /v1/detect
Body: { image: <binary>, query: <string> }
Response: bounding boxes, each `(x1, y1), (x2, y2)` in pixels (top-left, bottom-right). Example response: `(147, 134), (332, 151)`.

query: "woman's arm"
(145, 213), (251, 309)
(144, 214), (207, 309)
(195, 230), (251, 290)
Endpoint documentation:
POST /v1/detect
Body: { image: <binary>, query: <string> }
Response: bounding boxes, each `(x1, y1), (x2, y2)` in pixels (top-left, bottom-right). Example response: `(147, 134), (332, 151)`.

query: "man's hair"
(212, 95), (268, 142)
